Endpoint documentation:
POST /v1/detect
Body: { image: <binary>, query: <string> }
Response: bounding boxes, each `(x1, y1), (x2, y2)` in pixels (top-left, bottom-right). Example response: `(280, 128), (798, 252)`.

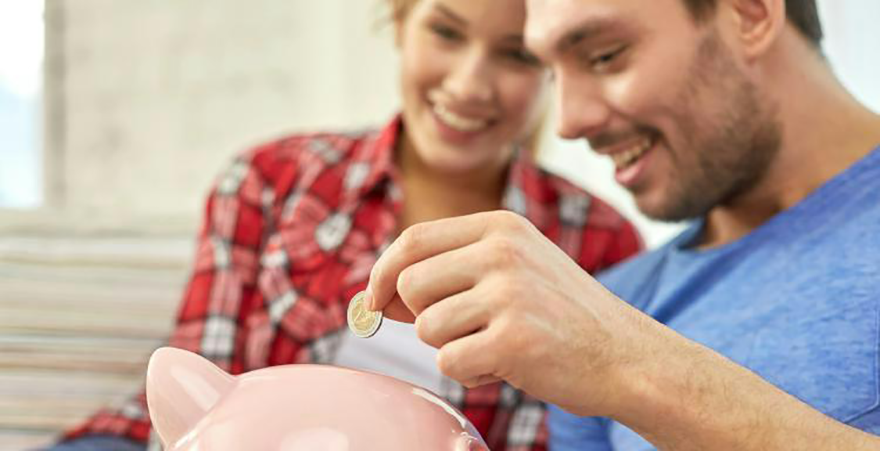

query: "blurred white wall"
(819, 0), (880, 115)
(0, 0), (877, 248)
(2, 0), (403, 234)
(53, 0), (401, 233)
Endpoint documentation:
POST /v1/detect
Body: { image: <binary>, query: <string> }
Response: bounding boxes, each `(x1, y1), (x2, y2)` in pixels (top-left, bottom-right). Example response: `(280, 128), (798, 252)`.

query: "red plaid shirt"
(66, 116), (641, 450)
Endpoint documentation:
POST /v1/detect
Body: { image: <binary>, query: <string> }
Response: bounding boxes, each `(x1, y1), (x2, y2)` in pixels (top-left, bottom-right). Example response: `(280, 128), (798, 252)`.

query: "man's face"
(526, 0), (781, 221)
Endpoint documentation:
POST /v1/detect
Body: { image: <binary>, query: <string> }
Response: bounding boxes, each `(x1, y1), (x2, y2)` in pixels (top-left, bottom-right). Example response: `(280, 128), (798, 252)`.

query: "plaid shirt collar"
(350, 115), (552, 231)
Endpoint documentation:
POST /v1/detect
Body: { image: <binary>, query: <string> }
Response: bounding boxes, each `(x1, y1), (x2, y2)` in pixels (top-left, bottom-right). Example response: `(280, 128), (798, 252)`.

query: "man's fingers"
(366, 213), (493, 312)
(381, 293), (416, 323)
(436, 329), (499, 385)
(461, 375), (502, 388)
(415, 289), (489, 349)
(395, 243), (481, 315)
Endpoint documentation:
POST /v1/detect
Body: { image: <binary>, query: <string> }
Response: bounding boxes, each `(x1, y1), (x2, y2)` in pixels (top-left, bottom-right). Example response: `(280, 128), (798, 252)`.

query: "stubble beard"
(642, 30), (783, 223)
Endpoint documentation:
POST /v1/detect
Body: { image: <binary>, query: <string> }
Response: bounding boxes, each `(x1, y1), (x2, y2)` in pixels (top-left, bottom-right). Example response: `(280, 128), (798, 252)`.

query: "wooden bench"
(0, 235), (191, 450)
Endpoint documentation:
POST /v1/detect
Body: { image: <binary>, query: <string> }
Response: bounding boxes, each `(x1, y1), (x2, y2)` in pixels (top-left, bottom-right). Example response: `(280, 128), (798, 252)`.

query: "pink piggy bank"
(146, 347), (489, 450)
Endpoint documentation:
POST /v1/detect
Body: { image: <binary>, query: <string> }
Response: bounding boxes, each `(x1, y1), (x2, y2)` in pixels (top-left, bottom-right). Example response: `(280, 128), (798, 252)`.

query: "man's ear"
(725, 0), (786, 61)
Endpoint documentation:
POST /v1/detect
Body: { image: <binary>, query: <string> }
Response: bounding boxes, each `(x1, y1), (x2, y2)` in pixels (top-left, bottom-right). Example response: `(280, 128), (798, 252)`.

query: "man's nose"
(555, 72), (611, 140)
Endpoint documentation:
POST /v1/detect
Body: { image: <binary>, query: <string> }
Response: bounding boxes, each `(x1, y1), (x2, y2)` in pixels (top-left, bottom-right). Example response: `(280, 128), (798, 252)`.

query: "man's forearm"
(608, 322), (880, 450)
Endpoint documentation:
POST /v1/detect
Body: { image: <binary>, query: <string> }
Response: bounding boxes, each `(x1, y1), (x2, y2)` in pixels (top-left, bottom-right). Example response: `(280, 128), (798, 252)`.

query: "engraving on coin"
(347, 291), (382, 338)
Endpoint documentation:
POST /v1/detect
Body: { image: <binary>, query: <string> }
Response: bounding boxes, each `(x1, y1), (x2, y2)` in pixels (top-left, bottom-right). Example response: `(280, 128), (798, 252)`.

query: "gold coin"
(347, 291), (382, 338)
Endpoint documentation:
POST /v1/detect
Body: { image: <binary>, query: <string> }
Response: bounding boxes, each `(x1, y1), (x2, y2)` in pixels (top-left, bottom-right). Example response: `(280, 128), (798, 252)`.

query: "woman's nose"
(443, 49), (494, 104)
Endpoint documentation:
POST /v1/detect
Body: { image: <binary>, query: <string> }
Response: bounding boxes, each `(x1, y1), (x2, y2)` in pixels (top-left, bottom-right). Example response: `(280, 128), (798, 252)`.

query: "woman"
(50, 0), (640, 449)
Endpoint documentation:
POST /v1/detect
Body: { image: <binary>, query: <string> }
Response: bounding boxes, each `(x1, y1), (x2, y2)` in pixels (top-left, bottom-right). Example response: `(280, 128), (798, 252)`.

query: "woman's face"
(396, 0), (548, 175)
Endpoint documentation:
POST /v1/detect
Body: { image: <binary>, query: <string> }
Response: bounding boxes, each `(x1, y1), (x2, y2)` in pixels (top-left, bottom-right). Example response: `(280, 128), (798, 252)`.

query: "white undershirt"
(333, 318), (443, 394)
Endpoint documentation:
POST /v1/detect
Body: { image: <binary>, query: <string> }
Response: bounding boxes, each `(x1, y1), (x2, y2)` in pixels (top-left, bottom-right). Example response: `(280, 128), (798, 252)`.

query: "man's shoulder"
(593, 226), (696, 307)
(597, 244), (666, 284)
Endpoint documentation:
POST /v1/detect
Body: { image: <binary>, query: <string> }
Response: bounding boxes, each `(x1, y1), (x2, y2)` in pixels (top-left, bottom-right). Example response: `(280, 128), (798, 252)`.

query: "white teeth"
(433, 104), (489, 132)
(611, 138), (652, 169)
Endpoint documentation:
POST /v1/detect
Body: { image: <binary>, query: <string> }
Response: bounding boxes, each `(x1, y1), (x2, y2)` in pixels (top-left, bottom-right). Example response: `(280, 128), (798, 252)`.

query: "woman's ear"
(393, 9), (412, 49)
(394, 18), (405, 49)
(390, 0), (409, 49)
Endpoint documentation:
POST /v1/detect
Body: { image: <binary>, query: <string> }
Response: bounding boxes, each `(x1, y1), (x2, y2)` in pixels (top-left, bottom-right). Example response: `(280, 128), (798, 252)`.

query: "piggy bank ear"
(146, 347), (235, 447)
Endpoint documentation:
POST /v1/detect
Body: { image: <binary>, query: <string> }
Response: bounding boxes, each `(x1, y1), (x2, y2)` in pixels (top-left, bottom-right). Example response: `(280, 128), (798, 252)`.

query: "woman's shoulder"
(529, 164), (632, 231)
(206, 124), (392, 213)
(240, 126), (384, 180)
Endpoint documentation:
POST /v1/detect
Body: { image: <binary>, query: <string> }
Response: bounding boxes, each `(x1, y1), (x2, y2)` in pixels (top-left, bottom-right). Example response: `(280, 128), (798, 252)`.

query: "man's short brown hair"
(682, 0), (823, 48)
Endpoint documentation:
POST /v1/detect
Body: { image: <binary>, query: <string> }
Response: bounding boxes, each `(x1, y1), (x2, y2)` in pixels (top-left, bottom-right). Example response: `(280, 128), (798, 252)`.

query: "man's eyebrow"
(556, 18), (633, 55)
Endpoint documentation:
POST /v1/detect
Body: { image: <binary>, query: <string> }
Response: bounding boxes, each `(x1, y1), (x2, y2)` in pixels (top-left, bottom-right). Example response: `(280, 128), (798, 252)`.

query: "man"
(366, 0), (880, 448)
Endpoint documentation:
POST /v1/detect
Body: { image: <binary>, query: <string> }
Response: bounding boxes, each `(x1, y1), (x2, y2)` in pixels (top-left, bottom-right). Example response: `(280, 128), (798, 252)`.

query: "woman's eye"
(430, 23), (462, 42)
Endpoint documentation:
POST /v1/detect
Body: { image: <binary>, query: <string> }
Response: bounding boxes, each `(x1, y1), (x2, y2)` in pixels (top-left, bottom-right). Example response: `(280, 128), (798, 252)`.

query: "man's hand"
(365, 211), (648, 416)
(365, 211), (880, 450)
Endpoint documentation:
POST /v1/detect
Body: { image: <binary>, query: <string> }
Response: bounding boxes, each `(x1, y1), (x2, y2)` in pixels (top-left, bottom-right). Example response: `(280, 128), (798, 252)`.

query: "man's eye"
(504, 48), (541, 66)
(590, 46), (628, 70)
(430, 24), (462, 41)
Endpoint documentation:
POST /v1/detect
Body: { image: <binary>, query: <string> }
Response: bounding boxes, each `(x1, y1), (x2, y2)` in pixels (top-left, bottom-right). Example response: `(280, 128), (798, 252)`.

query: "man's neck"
(700, 45), (880, 249)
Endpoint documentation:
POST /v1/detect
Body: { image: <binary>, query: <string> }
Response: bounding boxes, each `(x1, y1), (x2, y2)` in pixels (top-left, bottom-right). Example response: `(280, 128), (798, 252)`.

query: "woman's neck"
(396, 136), (511, 231)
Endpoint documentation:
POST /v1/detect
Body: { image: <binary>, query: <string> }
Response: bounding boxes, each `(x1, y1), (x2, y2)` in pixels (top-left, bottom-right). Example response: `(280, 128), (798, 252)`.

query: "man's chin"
(633, 194), (701, 223)
(632, 191), (666, 221)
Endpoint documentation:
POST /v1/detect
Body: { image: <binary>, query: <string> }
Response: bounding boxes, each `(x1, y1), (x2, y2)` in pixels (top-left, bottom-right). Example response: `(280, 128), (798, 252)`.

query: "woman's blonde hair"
(387, 0), (417, 22)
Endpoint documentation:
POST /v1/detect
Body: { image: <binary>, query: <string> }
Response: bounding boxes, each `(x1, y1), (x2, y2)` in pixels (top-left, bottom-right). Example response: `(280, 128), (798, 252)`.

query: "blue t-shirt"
(550, 145), (880, 450)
